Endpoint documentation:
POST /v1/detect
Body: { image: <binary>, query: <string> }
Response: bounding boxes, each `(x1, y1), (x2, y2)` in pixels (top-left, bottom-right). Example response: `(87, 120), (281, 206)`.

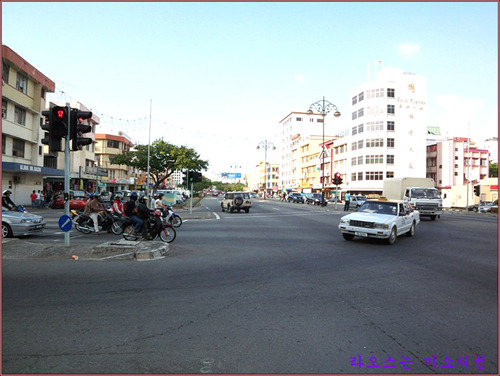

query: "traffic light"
(50, 106), (69, 151)
(40, 109), (56, 151)
(474, 185), (481, 197)
(333, 172), (343, 185)
(191, 171), (202, 183)
(70, 109), (93, 151)
(182, 170), (188, 186)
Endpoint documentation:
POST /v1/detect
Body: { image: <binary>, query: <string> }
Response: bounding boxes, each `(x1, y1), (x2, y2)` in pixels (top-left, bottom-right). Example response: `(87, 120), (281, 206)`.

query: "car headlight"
(374, 223), (389, 229)
(20, 219), (35, 223)
(339, 218), (349, 224)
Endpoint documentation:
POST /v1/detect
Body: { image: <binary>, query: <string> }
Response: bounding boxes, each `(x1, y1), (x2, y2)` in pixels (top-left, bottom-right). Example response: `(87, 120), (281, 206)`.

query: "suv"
(306, 193), (327, 206)
(221, 192), (252, 213)
(287, 192), (305, 203)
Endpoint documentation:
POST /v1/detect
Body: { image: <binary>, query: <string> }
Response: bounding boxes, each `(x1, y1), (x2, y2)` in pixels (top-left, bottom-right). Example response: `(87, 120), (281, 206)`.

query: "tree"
(110, 138), (209, 191)
(489, 162), (498, 177)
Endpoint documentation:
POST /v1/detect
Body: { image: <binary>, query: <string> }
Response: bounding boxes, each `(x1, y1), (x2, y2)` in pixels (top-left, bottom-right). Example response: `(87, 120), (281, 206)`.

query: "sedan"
(287, 193), (305, 203)
(52, 194), (89, 210)
(306, 193), (327, 206)
(2, 207), (46, 238)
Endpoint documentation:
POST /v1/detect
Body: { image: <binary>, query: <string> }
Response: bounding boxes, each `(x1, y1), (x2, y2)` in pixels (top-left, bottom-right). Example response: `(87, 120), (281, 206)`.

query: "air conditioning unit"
(13, 176), (21, 183)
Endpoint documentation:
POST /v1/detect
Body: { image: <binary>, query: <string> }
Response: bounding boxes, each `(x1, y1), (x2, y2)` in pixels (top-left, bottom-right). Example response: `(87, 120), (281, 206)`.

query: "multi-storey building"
(279, 111), (337, 191)
(254, 160), (279, 195)
(2, 45), (60, 205)
(298, 135), (325, 193)
(95, 132), (136, 193)
(330, 67), (428, 196)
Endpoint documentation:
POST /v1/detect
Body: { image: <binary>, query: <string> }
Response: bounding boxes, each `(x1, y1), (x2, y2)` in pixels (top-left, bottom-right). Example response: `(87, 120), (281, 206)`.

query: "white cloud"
(294, 74), (304, 82)
(398, 42), (420, 57)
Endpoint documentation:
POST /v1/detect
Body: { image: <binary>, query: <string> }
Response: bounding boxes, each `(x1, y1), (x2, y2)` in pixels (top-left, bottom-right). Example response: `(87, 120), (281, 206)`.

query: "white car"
(338, 200), (420, 245)
(221, 192), (252, 213)
(2, 207), (46, 238)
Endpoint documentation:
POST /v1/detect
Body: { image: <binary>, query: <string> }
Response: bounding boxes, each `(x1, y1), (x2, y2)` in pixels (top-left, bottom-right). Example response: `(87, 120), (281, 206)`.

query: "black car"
(306, 193), (328, 206)
(287, 193), (304, 203)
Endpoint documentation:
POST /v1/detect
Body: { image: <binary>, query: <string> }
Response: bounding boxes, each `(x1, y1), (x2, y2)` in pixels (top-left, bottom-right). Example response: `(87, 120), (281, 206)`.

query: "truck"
(382, 177), (443, 220)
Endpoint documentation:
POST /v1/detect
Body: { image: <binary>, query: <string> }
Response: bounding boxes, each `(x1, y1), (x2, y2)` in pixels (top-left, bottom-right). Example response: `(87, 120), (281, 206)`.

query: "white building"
(278, 111), (338, 191)
(335, 66), (428, 195)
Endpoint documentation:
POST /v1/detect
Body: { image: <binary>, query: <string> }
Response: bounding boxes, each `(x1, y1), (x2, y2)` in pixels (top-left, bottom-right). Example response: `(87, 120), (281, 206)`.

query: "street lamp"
(256, 140), (276, 200)
(307, 96), (341, 206)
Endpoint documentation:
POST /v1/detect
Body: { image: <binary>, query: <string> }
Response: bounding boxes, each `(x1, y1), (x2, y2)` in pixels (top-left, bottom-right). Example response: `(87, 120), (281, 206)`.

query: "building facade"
(2, 45), (60, 205)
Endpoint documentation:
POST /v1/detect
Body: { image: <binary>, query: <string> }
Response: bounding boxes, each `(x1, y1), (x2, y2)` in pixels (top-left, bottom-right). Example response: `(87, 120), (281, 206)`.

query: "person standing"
(344, 192), (351, 211)
(36, 190), (44, 209)
(30, 190), (37, 208)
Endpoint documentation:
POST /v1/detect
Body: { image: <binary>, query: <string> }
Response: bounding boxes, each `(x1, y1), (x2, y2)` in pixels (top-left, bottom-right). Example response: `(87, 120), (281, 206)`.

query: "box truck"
(382, 177), (443, 220)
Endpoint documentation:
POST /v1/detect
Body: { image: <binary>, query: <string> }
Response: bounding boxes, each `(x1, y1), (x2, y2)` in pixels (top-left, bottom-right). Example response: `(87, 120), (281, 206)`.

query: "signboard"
(58, 215), (73, 232)
(161, 193), (177, 206)
(221, 172), (242, 179)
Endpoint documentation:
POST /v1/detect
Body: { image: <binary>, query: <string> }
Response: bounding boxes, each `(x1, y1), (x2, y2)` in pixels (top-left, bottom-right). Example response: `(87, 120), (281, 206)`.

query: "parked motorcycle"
(122, 209), (176, 243)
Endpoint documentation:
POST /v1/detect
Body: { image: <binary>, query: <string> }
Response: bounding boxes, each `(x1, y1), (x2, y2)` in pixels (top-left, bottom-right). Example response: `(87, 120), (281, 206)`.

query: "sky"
(2, 2), (498, 180)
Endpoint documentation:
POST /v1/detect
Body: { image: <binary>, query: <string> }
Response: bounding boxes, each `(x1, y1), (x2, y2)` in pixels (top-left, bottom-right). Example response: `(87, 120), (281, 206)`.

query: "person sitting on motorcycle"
(123, 192), (143, 235)
(136, 195), (152, 239)
(112, 194), (124, 216)
(84, 193), (105, 236)
(2, 190), (16, 210)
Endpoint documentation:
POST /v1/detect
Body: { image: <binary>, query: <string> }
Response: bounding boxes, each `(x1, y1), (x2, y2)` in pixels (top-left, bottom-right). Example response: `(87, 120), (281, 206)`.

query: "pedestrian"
(344, 192), (351, 211)
(36, 190), (43, 209)
(30, 190), (37, 208)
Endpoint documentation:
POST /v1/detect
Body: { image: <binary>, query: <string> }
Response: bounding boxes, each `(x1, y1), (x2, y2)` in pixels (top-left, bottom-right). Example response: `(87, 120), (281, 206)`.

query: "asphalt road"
(2, 197), (498, 373)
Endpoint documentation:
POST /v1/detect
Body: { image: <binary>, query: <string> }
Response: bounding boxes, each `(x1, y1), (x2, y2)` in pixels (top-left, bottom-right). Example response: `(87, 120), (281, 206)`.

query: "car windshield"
(411, 188), (440, 199)
(358, 201), (397, 216)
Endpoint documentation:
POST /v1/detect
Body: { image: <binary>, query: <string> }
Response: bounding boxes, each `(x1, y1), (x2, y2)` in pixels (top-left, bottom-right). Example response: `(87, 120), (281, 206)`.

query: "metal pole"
(264, 141), (268, 200)
(146, 99), (152, 205)
(190, 182), (193, 214)
(64, 103), (71, 246)
(321, 97), (325, 205)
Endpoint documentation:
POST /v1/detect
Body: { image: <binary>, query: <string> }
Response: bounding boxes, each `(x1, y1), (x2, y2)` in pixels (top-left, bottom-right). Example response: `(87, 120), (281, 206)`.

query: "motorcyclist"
(136, 195), (152, 239)
(2, 190), (16, 210)
(123, 192), (143, 235)
(111, 194), (124, 216)
(84, 193), (105, 236)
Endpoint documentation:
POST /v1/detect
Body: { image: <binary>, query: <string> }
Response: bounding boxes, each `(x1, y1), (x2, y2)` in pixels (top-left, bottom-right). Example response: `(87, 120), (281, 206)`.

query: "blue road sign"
(59, 215), (73, 232)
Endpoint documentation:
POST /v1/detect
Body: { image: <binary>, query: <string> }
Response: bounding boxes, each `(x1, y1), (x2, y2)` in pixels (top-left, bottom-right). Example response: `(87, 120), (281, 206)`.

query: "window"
(357, 156), (363, 165)
(357, 140), (364, 149)
(366, 155), (384, 164)
(316, 118), (323, 123)
(351, 157), (357, 166)
(107, 140), (119, 148)
(358, 108), (364, 118)
(386, 171), (394, 178)
(358, 172), (363, 181)
(387, 138), (395, 148)
(387, 88), (395, 98)
(2, 99), (7, 119)
(351, 142), (357, 151)
(358, 124), (364, 134)
(16, 72), (28, 94)
(387, 155), (395, 164)
(366, 121), (384, 132)
(2, 134), (5, 154)
(2, 62), (9, 84)
(352, 96), (358, 105)
(44, 156), (57, 169)
(14, 106), (26, 125)
(387, 104), (395, 114)
(366, 138), (384, 148)
(366, 171), (384, 180)
(12, 138), (25, 157)
(387, 121), (395, 131)
(351, 173), (357, 181)
(296, 117), (303, 121)
(352, 126), (357, 136)
(366, 88), (384, 99)
(358, 92), (364, 102)
(352, 111), (357, 120)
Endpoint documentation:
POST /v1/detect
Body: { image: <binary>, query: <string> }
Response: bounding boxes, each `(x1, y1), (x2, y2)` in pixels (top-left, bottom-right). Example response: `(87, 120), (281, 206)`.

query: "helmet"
(88, 193), (94, 198)
(139, 195), (147, 204)
(94, 193), (100, 197)
(157, 193), (164, 198)
(130, 192), (138, 200)
(115, 194), (122, 199)
(3, 190), (12, 195)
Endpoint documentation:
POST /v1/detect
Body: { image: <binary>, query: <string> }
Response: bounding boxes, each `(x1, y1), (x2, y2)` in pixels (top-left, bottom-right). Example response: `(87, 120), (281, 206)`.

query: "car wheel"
(228, 204), (232, 213)
(430, 215), (437, 221)
(2, 222), (12, 238)
(387, 227), (397, 245)
(406, 221), (416, 237)
(221, 204), (225, 212)
(342, 233), (354, 241)
(245, 208), (250, 213)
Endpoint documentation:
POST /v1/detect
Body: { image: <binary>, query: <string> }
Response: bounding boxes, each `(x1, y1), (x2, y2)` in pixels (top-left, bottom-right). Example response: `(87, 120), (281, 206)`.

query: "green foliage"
(210, 181), (246, 192)
(110, 138), (209, 190)
(489, 162), (498, 177)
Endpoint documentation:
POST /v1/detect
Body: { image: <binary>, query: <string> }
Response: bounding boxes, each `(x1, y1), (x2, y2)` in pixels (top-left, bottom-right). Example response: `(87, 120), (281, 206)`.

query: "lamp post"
(307, 96), (341, 206)
(256, 140), (276, 200)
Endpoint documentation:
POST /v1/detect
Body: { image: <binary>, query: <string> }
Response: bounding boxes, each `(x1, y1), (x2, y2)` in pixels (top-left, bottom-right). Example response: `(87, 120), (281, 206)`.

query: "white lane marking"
(205, 206), (220, 220)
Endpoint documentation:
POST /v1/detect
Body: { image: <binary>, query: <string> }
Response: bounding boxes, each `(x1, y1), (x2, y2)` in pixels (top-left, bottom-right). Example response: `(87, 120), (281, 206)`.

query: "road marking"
(205, 206), (220, 220)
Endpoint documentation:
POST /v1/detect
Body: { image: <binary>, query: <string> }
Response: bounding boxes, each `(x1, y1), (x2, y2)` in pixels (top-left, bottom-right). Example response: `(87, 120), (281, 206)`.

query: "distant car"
(212, 191), (220, 197)
(2, 207), (46, 238)
(221, 192), (252, 213)
(100, 191), (112, 202)
(350, 195), (367, 208)
(306, 193), (327, 206)
(479, 202), (497, 213)
(287, 193), (305, 203)
(338, 200), (420, 245)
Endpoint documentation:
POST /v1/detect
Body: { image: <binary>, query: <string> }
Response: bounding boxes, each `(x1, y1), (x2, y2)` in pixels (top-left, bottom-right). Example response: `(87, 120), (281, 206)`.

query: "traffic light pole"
(190, 182), (193, 214)
(64, 102), (71, 247)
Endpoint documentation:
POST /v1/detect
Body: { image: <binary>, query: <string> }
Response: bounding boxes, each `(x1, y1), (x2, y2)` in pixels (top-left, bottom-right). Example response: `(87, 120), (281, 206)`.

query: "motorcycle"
(122, 209), (176, 243)
(73, 209), (113, 234)
(163, 206), (182, 228)
(109, 212), (135, 235)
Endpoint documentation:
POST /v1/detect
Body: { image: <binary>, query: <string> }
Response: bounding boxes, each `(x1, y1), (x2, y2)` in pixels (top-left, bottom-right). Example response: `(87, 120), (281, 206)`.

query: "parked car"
(287, 192), (305, 203)
(305, 193), (328, 206)
(479, 202), (497, 213)
(221, 192), (252, 213)
(350, 195), (367, 208)
(338, 200), (420, 245)
(2, 207), (46, 238)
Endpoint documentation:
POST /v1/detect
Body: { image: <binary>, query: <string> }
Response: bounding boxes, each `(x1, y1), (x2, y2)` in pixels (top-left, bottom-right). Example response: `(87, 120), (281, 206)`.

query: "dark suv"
(306, 193), (328, 206)
(287, 193), (305, 203)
